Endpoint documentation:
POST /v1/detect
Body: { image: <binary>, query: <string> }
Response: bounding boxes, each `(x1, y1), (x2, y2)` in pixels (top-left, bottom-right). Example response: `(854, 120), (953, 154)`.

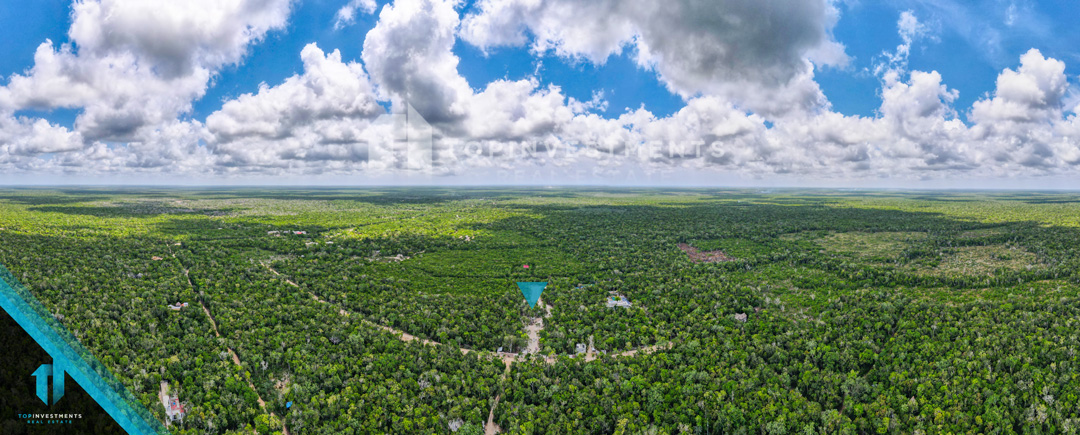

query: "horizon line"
(0, 184), (1078, 193)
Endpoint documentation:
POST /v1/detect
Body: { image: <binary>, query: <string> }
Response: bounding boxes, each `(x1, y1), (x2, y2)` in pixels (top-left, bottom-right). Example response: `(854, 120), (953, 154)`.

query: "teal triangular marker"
(516, 282), (547, 308)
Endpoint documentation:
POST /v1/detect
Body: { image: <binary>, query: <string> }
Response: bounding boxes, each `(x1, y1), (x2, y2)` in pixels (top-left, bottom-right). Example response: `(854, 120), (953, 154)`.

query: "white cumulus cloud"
(206, 43), (385, 168)
(461, 0), (849, 117)
(335, 0), (379, 30)
(2, 3), (1080, 186)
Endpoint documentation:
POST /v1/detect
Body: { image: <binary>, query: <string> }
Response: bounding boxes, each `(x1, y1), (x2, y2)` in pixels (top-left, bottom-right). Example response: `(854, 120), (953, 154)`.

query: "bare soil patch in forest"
(274, 374), (291, 394)
(366, 253), (411, 262)
(677, 243), (736, 263)
(485, 395), (503, 434)
(522, 298), (552, 355)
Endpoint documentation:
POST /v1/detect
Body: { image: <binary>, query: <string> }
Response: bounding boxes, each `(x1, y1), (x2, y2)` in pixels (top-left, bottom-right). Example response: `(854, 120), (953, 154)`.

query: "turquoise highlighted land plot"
(516, 282), (547, 308)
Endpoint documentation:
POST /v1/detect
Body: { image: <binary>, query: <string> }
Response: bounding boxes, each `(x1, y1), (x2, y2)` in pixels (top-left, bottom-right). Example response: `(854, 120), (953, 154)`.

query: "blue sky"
(818, 0), (1080, 118)
(7, 0), (1077, 125)
(2, 0), (690, 124)
(1, 0), (1079, 186)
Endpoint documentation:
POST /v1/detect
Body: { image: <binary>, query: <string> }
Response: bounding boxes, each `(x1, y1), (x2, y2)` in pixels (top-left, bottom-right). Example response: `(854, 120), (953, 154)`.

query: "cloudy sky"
(1, 0), (1079, 187)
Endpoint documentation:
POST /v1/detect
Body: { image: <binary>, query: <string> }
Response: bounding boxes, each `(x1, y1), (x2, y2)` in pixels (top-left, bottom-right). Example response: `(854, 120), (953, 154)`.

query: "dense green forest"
(1, 188), (1080, 434)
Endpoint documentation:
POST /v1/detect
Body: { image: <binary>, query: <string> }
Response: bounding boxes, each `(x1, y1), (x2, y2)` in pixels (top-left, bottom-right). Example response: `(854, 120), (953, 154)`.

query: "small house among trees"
(606, 291), (632, 308)
(166, 397), (185, 422)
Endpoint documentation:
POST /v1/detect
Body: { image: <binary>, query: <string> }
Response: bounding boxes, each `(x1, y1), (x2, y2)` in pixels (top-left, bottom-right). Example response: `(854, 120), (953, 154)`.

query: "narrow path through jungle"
(260, 261), (673, 433)
(168, 245), (289, 435)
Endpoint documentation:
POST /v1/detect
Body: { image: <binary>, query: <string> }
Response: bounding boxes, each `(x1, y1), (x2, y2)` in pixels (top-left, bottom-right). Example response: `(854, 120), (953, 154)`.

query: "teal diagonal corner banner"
(0, 264), (168, 435)
(516, 282), (547, 308)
